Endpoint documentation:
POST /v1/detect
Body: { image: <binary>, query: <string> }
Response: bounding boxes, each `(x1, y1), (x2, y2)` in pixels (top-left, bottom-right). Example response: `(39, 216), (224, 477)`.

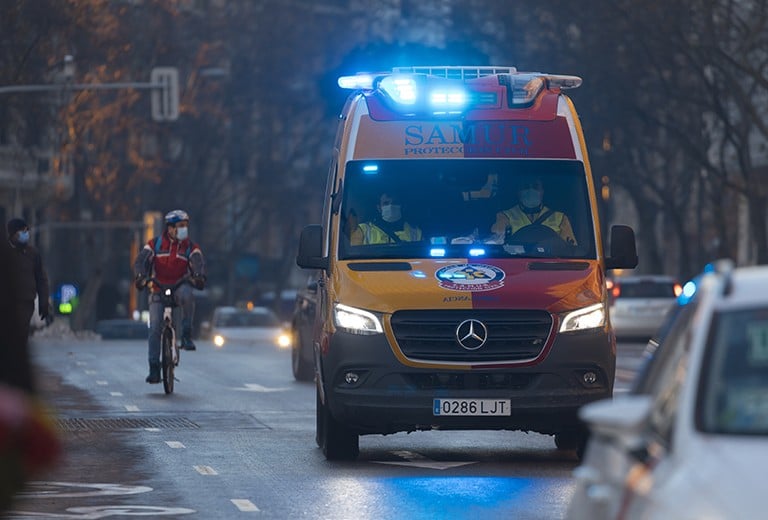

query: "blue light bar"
(430, 248), (446, 257)
(338, 74), (375, 90)
(380, 76), (418, 105)
(362, 164), (379, 173)
(469, 248), (486, 257)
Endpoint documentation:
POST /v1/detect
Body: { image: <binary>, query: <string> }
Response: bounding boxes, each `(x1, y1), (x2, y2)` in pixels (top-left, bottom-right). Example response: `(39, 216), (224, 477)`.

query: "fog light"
(582, 371), (597, 384)
(344, 372), (359, 385)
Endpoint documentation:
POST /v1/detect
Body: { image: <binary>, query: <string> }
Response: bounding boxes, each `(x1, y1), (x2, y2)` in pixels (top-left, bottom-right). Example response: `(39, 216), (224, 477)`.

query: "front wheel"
(161, 327), (175, 394)
(316, 385), (359, 460)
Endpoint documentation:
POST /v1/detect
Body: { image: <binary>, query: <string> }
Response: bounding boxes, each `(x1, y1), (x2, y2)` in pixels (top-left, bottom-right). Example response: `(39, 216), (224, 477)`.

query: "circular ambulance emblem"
(455, 319), (488, 350)
(436, 263), (505, 292)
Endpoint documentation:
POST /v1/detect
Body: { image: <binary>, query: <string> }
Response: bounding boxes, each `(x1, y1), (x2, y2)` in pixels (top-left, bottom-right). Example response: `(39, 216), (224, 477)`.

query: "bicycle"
(145, 277), (190, 394)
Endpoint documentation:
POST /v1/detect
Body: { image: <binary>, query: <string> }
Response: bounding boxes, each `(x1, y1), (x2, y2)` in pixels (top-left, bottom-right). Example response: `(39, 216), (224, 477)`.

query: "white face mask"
(380, 204), (402, 223)
(519, 189), (542, 209)
(176, 227), (189, 240)
(17, 230), (30, 244)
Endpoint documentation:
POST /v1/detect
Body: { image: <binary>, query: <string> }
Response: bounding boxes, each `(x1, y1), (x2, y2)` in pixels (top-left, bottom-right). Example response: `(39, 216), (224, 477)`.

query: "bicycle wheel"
(161, 326), (175, 394)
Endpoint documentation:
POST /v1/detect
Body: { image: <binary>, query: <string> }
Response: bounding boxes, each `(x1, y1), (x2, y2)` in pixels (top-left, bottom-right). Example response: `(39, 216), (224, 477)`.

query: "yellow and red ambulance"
(297, 66), (638, 460)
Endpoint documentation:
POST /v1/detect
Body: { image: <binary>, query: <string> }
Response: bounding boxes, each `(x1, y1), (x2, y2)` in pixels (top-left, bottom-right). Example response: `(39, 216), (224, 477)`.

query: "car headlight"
(559, 303), (605, 332)
(334, 303), (383, 335)
(276, 332), (292, 348)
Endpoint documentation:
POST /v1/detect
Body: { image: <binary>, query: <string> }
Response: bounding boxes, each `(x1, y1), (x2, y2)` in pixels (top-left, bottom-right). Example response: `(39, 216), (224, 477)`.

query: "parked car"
(608, 275), (681, 340)
(290, 275), (317, 381)
(96, 319), (149, 340)
(567, 261), (768, 520)
(205, 306), (291, 348)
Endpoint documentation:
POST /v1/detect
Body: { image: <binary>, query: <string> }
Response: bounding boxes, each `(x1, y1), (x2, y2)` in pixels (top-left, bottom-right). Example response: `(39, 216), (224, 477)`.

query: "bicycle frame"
(146, 277), (190, 393)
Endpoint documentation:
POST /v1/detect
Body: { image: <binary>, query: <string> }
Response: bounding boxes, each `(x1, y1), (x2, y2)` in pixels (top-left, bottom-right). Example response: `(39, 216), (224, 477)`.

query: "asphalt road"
(5, 335), (646, 519)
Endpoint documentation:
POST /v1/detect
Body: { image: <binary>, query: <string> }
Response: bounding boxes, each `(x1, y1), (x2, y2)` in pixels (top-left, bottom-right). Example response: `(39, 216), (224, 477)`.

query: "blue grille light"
(469, 248), (486, 257)
(430, 248), (446, 257)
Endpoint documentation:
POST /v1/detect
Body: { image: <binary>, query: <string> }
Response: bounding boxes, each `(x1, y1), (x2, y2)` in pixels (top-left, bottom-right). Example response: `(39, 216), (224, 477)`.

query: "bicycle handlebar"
(144, 276), (192, 291)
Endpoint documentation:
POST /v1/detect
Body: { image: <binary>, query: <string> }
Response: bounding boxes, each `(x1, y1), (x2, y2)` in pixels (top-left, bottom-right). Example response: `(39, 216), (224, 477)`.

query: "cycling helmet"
(164, 209), (190, 225)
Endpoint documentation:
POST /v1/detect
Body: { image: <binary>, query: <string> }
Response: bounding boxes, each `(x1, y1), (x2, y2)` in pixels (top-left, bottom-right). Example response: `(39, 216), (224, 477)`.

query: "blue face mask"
(17, 230), (30, 244)
(176, 227), (189, 241)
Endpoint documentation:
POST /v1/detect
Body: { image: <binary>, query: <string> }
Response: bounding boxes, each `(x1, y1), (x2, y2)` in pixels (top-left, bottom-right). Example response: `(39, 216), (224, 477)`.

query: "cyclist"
(133, 210), (206, 384)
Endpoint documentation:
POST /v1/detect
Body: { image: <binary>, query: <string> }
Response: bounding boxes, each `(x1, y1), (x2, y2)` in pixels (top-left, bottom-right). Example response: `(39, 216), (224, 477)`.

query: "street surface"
(7, 334), (645, 519)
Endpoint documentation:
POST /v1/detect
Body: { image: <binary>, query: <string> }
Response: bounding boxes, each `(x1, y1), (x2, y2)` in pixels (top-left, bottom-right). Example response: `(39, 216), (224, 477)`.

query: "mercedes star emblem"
(455, 319), (488, 350)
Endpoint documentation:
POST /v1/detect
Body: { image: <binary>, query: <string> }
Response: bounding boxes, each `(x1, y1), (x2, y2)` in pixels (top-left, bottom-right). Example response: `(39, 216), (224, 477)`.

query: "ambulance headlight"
(334, 303), (383, 335)
(559, 303), (605, 332)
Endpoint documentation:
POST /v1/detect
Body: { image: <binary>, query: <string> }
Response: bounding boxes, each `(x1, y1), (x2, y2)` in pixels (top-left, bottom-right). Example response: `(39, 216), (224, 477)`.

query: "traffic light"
(151, 67), (179, 122)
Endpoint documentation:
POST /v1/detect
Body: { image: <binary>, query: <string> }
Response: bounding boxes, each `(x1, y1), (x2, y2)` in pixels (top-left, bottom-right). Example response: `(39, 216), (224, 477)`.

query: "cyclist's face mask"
(16, 230), (30, 244)
(175, 224), (189, 240)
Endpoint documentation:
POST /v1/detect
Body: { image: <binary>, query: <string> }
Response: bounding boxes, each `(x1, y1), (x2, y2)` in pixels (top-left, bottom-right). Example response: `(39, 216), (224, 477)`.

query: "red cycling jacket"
(133, 231), (206, 291)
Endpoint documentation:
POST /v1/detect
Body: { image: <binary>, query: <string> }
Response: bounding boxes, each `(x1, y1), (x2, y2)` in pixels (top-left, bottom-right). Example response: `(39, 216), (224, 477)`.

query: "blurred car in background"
(95, 319), (148, 340)
(290, 275), (318, 381)
(568, 261), (768, 520)
(608, 275), (682, 340)
(204, 306), (291, 349)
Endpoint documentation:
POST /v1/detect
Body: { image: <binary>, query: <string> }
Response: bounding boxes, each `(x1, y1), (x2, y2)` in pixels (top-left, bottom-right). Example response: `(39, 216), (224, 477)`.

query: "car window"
(617, 281), (677, 298)
(633, 299), (700, 394)
(216, 311), (280, 328)
(697, 307), (768, 435)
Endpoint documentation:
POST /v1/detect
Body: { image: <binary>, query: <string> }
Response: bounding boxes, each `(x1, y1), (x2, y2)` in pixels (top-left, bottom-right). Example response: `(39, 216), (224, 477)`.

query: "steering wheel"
(507, 224), (570, 256)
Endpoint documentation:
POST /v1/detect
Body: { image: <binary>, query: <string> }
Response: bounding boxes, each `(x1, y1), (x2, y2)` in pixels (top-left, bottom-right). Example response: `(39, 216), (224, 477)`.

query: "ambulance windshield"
(338, 159), (596, 260)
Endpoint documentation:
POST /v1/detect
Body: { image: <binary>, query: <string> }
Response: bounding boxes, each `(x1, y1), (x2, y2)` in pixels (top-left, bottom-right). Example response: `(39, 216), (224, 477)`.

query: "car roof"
(612, 274), (678, 284)
(213, 306), (276, 315)
(714, 265), (768, 308)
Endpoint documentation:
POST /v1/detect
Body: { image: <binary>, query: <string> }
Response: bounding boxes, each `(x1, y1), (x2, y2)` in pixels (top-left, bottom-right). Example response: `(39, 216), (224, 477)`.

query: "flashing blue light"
(380, 76), (418, 105)
(678, 279), (699, 305)
(362, 164), (379, 173)
(338, 74), (375, 90)
(429, 90), (467, 110)
(411, 270), (427, 279)
(469, 248), (486, 257)
(430, 248), (446, 257)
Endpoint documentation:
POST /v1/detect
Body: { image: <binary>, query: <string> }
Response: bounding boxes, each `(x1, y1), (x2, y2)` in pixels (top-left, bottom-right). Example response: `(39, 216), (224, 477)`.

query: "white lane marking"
(125, 405), (140, 412)
(237, 383), (289, 393)
(85, 370), (96, 375)
(165, 441), (186, 449)
(145, 428), (161, 432)
(193, 465), (218, 475)
(96, 380), (108, 385)
(231, 499), (260, 512)
(372, 450), (477, 470)
(75, 361), (86, 366)
(17, 481), (152, 498)
(110, 392), (123, 397)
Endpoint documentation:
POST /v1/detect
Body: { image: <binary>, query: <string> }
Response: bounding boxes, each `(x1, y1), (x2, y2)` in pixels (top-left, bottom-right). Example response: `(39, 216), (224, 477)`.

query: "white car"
(567, 262), (768, 520)
(208, 306), (291, 349)
(608, 275), (681, 340)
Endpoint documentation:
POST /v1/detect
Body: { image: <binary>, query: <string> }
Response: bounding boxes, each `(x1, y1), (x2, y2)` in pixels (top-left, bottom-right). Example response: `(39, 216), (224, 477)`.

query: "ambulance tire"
(317, 386), (359, 460)
(292, 329), (314, 381)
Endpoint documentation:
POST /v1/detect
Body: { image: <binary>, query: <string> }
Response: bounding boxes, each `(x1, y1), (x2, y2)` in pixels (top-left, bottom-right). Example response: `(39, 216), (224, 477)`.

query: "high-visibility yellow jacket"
(491, 205), (577, 245)
(350, 221), (422, 245)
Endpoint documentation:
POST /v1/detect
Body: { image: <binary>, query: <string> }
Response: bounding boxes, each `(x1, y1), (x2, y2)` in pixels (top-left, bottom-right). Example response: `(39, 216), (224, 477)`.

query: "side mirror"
(296, 225), (328, 270)
(606, 225), (638, 270)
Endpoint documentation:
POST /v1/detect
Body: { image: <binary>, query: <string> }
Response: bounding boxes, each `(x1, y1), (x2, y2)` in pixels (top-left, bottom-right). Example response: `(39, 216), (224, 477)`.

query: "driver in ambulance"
(490, 177), (577, 245)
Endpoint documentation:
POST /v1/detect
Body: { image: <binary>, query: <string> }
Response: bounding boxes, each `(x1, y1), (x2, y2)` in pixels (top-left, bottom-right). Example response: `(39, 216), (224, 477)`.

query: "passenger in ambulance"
(490, 177), (577, 246)
(350, 191), (423, 245)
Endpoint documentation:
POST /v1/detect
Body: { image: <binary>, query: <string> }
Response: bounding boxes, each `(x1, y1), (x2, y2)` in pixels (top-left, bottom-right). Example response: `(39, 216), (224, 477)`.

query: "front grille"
(390, 309), (552, 362)
(405, 372), (534, 391)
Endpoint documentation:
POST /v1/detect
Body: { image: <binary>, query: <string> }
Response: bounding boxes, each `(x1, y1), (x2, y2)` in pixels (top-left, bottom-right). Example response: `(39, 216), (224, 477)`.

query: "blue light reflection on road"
(323, 475), (571, 519)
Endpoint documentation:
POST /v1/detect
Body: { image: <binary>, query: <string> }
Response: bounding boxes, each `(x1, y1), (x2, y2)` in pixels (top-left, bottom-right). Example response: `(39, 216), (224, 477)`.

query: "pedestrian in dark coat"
(7, 218), (51, 342)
